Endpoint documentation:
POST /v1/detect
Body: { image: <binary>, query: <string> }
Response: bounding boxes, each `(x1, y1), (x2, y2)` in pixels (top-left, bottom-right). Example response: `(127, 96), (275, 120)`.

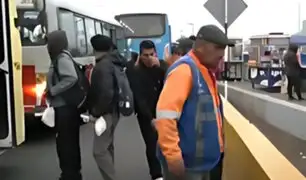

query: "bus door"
(0, 0), (25, 148)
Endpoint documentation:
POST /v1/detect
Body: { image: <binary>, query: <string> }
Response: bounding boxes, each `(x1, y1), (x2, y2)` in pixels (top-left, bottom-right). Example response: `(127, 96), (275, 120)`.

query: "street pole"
(224, 0), (228, 100)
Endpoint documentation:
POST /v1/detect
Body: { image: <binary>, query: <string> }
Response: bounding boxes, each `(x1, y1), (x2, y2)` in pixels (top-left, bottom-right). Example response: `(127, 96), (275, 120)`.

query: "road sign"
(204, 0), (248, 29)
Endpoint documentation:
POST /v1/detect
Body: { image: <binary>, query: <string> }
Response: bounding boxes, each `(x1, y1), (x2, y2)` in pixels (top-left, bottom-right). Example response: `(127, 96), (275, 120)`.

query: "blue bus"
(115, 13), (171, 60)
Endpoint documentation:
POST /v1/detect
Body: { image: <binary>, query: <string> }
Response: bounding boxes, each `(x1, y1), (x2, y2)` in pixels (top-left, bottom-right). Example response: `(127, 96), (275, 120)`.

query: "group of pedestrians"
(45, 24), (231, 180)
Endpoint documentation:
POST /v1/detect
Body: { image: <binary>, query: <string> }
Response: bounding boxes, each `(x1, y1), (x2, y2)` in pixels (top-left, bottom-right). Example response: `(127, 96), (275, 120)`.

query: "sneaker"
(154, 178), (163, 180)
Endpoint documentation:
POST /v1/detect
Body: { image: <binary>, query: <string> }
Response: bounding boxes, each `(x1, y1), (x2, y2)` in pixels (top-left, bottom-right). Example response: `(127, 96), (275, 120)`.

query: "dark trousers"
(55, 106), (82, 180)
(210, 153), (224, 180)
(137, 113), (162, 179)
(287, 76), (302, 99)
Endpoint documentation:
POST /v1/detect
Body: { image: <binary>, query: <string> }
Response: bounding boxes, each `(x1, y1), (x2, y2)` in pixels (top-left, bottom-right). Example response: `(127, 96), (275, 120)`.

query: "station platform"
(1, 88), (306, 179)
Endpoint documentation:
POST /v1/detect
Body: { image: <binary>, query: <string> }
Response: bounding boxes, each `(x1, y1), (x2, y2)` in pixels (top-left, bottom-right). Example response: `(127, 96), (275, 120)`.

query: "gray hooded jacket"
(46, 30), (78, 107)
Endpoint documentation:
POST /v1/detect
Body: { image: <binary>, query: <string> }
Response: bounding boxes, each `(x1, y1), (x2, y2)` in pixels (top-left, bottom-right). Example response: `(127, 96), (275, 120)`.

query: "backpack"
(53, 51), (90, 112)
(112, 64), (134, 116)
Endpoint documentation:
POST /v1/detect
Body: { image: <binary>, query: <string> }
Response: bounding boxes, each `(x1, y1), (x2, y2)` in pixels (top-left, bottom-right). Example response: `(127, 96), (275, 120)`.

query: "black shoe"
(288, 96), (296, 101)
(298, 97), (305, 101)
(59, 173), (82, 180)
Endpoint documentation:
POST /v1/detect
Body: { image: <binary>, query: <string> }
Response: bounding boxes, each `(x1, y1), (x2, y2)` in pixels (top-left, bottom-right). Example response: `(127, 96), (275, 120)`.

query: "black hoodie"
(126, 58), (168, 120)
(88, 51), (127, 117)
(284, 44), (300, 77)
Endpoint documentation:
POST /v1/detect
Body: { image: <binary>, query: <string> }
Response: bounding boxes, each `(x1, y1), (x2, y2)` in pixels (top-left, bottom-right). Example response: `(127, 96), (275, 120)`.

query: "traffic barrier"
(222, 96), (305, 180)
(218, 82), (306, 141)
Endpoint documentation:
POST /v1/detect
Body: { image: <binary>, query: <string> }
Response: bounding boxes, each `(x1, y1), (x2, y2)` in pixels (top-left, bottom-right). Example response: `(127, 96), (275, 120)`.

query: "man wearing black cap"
(88, 34), (127, 180)
(167, 38), (194, 66)
(155, 25), (233, 180)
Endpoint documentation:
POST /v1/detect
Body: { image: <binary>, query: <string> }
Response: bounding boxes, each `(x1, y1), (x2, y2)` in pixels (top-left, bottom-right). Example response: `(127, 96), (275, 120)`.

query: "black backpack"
(113, 64), (134, 116)
(53, 51), (90, 112)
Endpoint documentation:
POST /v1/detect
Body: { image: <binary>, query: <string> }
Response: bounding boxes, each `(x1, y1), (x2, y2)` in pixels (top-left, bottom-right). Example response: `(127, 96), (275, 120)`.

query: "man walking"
(88, 34), (126, 180)
(126, 40), (167, 180)
(155, 25), (233, 180)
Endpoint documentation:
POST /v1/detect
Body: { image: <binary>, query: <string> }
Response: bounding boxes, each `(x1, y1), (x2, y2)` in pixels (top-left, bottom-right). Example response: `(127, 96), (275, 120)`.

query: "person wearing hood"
(46, 30), (82, 180)
(88, 34), (126, 180)
(284, 43), (303, 100)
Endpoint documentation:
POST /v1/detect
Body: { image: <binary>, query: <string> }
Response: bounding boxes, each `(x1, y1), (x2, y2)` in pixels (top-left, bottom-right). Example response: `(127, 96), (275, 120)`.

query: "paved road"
(0, 116), (151, 180)
(221, 81), (306, 176)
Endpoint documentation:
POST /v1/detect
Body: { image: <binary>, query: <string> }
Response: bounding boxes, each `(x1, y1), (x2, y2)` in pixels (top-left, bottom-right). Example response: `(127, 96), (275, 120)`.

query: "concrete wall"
(218, 83), (306, 141)
(222, 97), (305, 180)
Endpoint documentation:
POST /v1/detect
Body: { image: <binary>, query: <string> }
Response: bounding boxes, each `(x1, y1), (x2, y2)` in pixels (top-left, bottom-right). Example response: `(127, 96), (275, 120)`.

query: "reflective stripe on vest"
(156, 110), (181, 121)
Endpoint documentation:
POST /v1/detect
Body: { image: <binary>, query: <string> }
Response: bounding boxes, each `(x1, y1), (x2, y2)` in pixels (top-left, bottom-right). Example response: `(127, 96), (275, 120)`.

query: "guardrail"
(222, 97), (305, 180)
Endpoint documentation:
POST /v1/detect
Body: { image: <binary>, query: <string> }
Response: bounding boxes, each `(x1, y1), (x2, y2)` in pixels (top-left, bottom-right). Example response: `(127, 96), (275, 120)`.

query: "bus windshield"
(118, 14), (165, 38)
(17, 9), (47, 46)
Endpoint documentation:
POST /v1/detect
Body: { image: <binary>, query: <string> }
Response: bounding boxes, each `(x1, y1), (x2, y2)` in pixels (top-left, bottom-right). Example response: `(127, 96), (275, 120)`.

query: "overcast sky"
(75, 0), (306, 40)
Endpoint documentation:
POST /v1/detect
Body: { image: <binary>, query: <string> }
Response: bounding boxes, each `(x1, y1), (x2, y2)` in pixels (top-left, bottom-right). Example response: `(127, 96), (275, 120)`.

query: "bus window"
(74, 16), (87, 56)
(102, 22), (111, 37)
(115, 27), (126, 56)
(95, 21), (102, 34)
(111, 28), (116, 45)
(85, 18), (95, 55)
(58, 10), (77, 54)
(119, 14), (165, 38)
(17, 9), (47, 46)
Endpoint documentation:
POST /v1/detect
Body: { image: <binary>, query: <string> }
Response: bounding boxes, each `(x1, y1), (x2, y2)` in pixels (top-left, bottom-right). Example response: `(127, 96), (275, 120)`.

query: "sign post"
(204, 0), (247, 100)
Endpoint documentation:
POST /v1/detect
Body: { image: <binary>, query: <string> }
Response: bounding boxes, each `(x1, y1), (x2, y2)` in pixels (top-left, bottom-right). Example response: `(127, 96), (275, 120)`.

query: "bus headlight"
(36, 81), (46, 98)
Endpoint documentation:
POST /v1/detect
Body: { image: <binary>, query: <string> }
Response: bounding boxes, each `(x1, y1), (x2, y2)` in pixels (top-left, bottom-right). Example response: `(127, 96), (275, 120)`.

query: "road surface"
(0, 116), (151, 180)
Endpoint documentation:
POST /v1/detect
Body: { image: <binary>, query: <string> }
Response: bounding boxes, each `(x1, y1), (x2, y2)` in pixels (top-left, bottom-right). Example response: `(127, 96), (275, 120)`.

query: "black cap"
(90, 34), (115, 52)
(189, 35), (196, 41)
(196, 25), (235, 47)
(175, 38), (194, 55)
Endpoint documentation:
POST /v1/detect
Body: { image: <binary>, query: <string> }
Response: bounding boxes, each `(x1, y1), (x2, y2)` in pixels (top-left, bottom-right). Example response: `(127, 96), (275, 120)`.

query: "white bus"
(16, 0), (125, 121)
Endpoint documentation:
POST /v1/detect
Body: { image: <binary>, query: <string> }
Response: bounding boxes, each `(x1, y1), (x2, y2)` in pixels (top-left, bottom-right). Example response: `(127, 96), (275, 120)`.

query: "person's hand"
(150, 56), (160, 67)
(89, 115), (97, 122)
(135, 55), (140, 66)
(168, 160), (186, 179)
